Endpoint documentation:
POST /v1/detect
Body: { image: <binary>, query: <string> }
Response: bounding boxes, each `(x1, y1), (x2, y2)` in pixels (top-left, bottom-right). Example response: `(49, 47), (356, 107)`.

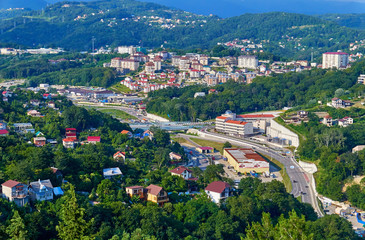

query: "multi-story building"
(322, 52), (349, 69)
(205, 181), (231, 204)
(215, 111), (253, 136)
(117, 46), (136, 55)
(111, 58), (140, 71)
(238, 55), (258, 69)
(169, 166), (192, 180)
(1, 180), (29, 207)
(29, 179), (54, 202)
(125, 184), (168, 206)
(223, 148), (270, 174)
(358, 74), (365, 84)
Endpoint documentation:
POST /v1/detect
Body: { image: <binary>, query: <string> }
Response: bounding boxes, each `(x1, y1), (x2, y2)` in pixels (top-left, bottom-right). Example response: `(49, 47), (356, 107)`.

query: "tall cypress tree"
(56, 184), (92, 240)
(6, 210), (27, 240)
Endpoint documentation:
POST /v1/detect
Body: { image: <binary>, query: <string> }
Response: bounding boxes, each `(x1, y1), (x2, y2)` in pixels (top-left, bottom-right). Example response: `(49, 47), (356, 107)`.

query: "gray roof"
(30, 179), (53, 193)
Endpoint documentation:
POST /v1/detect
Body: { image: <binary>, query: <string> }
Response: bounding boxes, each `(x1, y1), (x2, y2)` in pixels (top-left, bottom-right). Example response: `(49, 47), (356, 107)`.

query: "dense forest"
(0, 89), (358, 239)
(0, 53), (125, 88)
(147, 60), (365, 121)
(0, 0), (364, 59)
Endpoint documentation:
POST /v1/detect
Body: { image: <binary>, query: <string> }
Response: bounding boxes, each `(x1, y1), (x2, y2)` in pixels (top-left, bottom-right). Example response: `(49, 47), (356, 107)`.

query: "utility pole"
(91, 36), (96, 54)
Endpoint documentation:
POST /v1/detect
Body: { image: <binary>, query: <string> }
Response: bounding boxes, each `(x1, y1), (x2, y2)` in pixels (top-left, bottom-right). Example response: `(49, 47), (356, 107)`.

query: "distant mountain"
(0, 0), (47, 10)
(0, 0), (95, 10)
(0, 0), (364, 60)
(139, 0), (365, 18)
(319, 13), (365, 30)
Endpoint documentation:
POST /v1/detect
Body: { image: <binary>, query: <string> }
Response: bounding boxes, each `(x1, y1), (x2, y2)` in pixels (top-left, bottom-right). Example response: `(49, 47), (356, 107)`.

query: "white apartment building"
(111, 58), (140, 71)
(322, 52), (349, 69)
(238, 55), (258, 69)
(117, 46), (136, 55)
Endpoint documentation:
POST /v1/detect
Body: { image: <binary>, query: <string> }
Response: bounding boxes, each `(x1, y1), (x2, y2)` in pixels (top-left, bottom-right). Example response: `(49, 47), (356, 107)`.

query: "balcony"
(12, 193), (27, 199)
(157, 196), (169, 202)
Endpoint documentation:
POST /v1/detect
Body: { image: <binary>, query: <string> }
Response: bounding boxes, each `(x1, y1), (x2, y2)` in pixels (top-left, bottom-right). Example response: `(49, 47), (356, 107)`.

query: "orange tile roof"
(226, 120), (248, 125)
(216, 116), (228, 120)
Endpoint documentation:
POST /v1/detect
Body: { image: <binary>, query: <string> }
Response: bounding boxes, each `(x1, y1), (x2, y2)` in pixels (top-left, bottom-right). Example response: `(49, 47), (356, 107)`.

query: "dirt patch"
(342, 176), (365, 192)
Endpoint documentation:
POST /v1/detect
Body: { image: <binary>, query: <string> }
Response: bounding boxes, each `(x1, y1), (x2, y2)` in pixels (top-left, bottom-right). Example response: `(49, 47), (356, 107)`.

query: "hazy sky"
(141, 0), (365, 17)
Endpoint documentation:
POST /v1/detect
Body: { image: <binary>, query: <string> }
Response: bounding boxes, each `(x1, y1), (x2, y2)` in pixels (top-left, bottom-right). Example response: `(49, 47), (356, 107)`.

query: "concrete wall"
(146, 113), (170, 122)
(267, 119), (300, 147)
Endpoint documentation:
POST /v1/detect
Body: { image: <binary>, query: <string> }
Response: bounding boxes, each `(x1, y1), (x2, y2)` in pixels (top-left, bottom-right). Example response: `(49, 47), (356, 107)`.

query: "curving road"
(197, 130), (324, 217)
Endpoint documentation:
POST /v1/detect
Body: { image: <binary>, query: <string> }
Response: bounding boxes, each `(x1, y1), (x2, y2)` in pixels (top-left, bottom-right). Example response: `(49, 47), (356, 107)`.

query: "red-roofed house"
(63, 138), (76, 148)
(0, 129), (9, 136)
(113, 151), (126, 161)
(205, 181), (231, 204)
(169, 166), (192, 180)
(1, 180), (29, 207)
(87, 136), (101, 144)
(146, 184), (168, 206)
(121, 130), (132, 138)
(65, 128), (77, 138)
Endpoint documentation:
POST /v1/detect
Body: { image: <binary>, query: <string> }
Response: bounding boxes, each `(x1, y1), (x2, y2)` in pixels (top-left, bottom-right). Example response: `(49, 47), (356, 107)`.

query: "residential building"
(111, 58), (140, 71)
(126, 186), (145, 199)
(194, 92), (206, 98)
(146, 184), (169, 206)
(14, 123), (35, 134)
(143, 130), (154, 140)
(353, 145), (365, 153)
(34, 137), (46, 147)
(205, 181), (231, 204)
(121, 130), (133, 138)
(322, 115), (333, 127)
(0, 129), (9, 136)
(224, 148), (269, 174)
(322, 52), (349, 69)
(27, 110), (42, 117)
(117, 46), (136, 55)
(113, 151), (126, 161)
(1, 180), (29, 207)
(145, 62), (155, 74)
(238, 55), (258, 69)
(358, 74), (365, 84)
(169, 152), (182, 160)
(87, 136), (101, 144)
(65, 128), (77, 139)
(338, 117), (353, 127)
(169, 166), (192, 180)
(62, 138), (76, 148)
(326, 98), (353, 108)
(29, 179), (54, 202)
(103, 167), (123, 179)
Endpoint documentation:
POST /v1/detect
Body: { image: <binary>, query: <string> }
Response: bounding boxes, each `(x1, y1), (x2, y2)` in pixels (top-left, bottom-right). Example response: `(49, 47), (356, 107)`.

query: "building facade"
(238, 55), (258, 69)
(223, 148), (270, 174)
(322, 52), (349, 69)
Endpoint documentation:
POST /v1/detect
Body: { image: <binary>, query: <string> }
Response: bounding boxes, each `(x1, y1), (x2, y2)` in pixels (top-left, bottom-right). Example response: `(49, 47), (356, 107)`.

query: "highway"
(197, 130), (324, 217)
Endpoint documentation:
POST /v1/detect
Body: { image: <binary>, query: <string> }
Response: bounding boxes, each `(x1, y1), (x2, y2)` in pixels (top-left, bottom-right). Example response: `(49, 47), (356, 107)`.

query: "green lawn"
(108, 83), (132, 93)
(97, 108), (137, 120)
(189, 138), (237, 154)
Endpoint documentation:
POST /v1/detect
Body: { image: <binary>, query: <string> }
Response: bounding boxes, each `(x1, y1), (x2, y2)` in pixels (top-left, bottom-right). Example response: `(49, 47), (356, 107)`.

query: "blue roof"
(53, 187), (64, 196)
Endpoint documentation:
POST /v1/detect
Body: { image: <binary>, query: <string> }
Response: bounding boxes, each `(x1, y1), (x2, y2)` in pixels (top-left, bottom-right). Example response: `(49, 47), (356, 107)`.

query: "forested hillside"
(0, 0), (364, 59)
(147, 60), (365, 121)
(0, 89), (357, 240)
(319, 14), (365, 30)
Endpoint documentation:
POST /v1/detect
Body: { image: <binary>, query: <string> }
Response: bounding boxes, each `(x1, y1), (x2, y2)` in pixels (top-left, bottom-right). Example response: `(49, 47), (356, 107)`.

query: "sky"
(140, 0), (365, 17)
